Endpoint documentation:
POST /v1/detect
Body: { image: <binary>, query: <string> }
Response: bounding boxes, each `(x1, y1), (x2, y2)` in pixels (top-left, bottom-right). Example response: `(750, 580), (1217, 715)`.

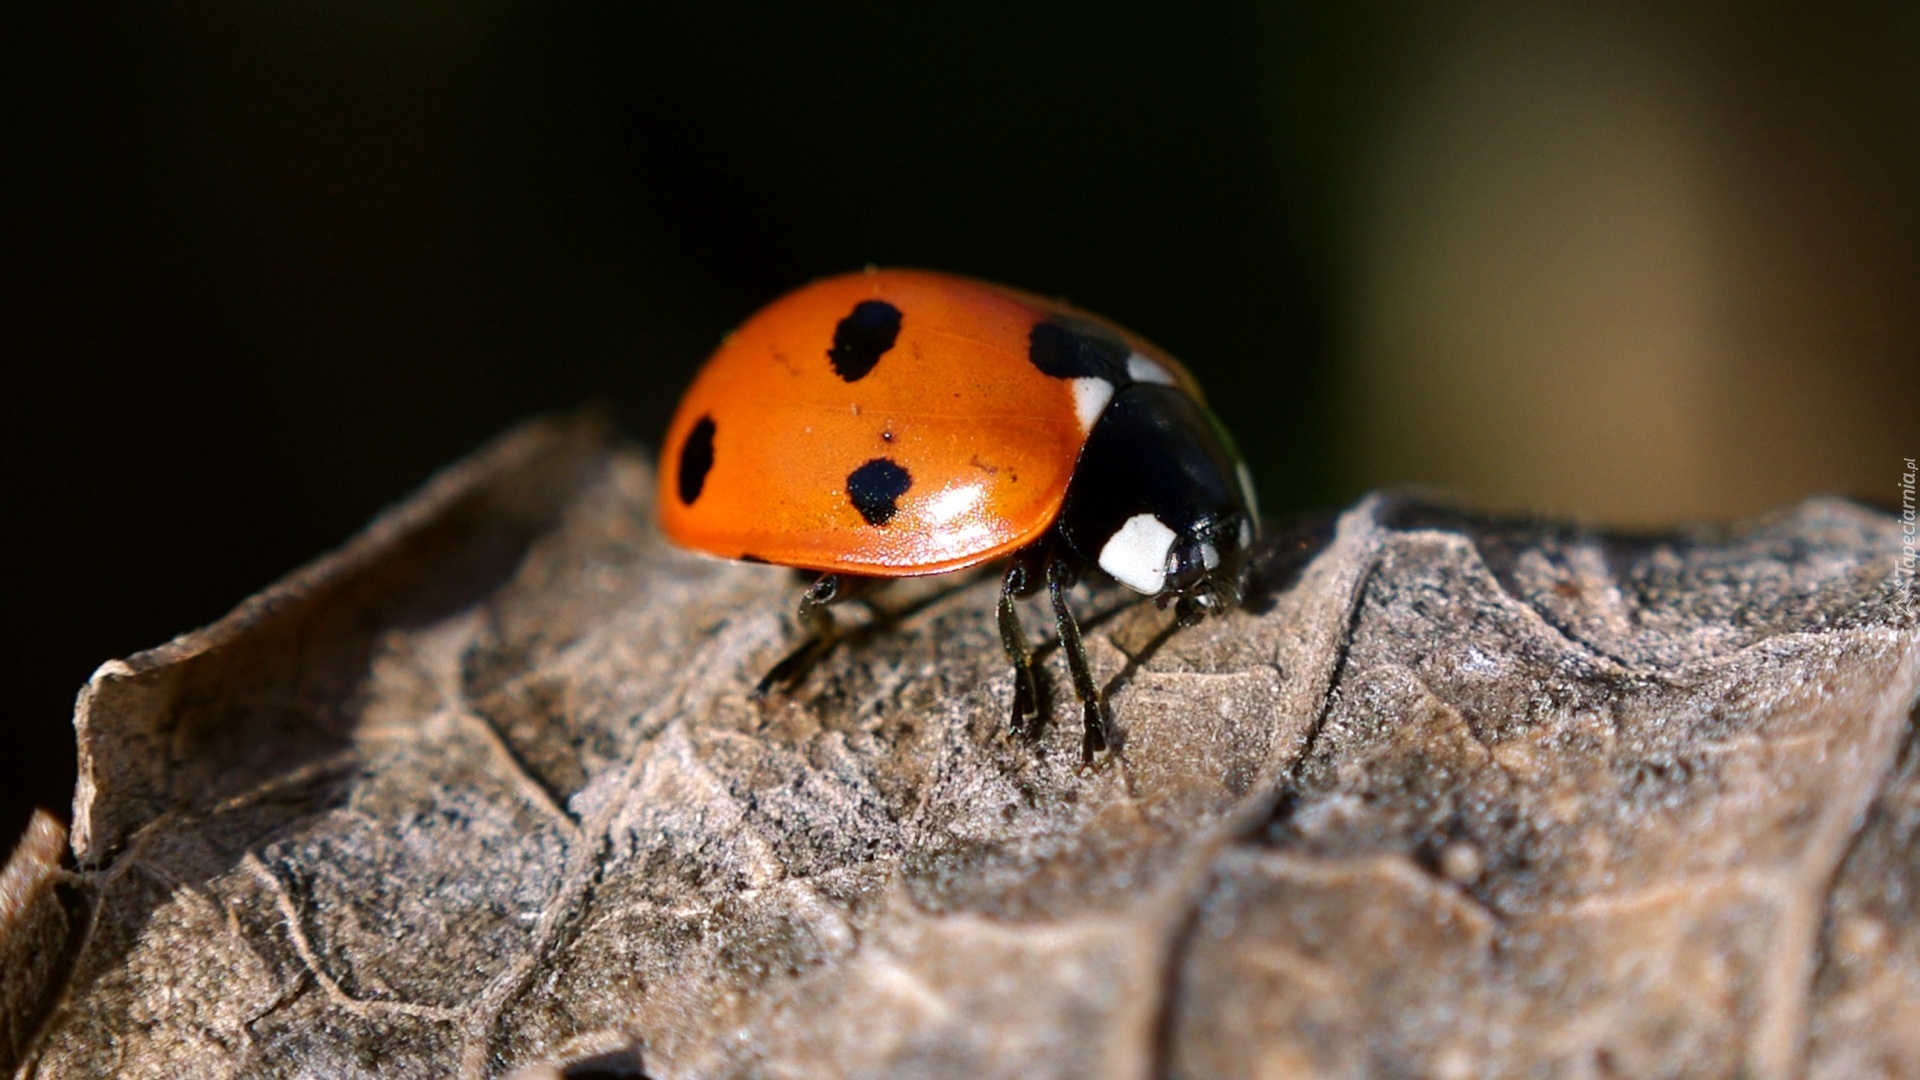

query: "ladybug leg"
(1045, 558), (1109, 765)
(997, 561), (1042, 738)
(753, 573), (856, 698)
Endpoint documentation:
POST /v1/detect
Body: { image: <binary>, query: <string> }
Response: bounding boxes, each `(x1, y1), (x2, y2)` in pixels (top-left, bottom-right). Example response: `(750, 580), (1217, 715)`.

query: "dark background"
(4, 3), (1915, 847)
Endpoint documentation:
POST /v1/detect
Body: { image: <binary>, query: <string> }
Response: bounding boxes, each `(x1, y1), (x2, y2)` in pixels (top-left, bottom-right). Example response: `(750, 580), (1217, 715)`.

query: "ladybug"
(658, 268), (1259, 763)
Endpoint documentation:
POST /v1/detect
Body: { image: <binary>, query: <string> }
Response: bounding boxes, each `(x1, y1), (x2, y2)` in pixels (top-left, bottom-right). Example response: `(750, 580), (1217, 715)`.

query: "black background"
(4, 4), (1914, 847)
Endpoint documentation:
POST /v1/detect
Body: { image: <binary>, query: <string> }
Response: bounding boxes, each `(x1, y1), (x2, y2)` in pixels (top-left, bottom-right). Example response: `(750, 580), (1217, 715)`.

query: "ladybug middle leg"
(997, 557), (1044, 738)
(998, 552), (1111, 763)
(753, 573), (879, 699)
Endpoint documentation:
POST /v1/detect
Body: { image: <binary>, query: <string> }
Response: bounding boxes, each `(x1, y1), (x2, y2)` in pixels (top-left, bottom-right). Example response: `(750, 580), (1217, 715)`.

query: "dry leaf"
(4, 415), (1915, 1079)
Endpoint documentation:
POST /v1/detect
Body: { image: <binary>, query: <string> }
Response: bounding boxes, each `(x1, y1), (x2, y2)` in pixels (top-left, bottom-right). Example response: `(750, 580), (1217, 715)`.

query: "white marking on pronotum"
(1126, 352), (1176, 386)
(1200, 541), (1220, 571)
(1070, 377), (1115, 432)
(1098, 513), (1178, 594)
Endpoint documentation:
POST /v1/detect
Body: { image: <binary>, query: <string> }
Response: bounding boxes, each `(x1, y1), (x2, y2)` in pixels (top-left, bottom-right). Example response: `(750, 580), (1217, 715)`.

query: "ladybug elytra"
(659, 268), (1259, 763)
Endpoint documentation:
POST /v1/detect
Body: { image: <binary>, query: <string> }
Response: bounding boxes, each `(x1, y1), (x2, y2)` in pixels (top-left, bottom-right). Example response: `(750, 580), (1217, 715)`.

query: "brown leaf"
(6, 414), (1916, 1079)
(1, 811), (71, 1068)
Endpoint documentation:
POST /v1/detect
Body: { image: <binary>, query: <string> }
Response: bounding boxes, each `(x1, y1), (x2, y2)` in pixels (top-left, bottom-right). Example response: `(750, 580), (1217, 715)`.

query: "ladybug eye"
(1165, 538), (1216, 593)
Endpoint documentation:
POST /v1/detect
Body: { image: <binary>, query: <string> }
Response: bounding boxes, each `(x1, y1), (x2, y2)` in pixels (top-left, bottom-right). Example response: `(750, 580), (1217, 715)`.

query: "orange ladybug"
(659, 268), (1258, 763)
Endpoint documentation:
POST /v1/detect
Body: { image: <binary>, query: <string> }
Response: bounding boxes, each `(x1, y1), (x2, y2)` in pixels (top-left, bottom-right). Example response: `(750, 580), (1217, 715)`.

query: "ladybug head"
(1157, 511), (1252, 626)
(1058, 383), (1261, 618)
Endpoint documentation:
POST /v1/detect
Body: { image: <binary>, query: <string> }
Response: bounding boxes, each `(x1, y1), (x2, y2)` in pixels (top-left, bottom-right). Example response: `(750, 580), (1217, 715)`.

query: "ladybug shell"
(658, 268), (1199, 577)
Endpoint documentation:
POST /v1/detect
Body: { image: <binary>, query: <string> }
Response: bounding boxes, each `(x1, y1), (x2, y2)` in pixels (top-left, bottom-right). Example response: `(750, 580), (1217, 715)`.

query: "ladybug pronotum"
(659, 268), (1259, 763)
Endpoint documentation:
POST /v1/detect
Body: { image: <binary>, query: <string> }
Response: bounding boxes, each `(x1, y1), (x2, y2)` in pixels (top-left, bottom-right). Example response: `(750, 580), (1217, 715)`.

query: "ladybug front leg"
(753, 573), (869, 698)
(1046, 558), (1109, 766)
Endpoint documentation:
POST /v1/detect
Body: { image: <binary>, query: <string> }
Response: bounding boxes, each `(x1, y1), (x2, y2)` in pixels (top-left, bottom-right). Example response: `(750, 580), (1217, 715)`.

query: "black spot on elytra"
(676, 415), (716, 505)
(1027, 319), (1131, 383)
(846, 457), (912, 526)
(828, 300), (902, 382)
